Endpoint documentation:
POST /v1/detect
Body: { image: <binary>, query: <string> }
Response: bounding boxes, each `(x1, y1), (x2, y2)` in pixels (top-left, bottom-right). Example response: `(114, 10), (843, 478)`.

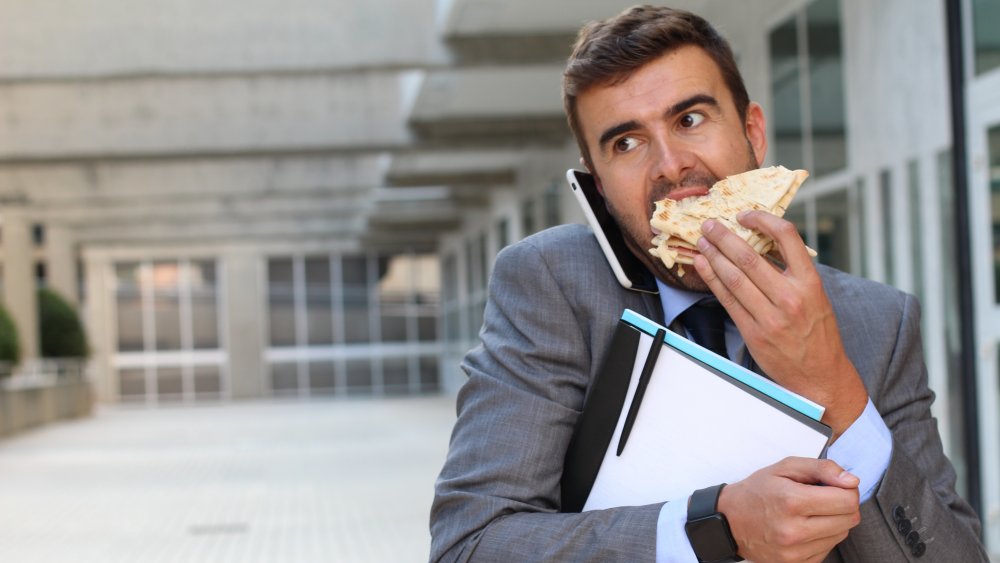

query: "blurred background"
(0, 0), (999, 560)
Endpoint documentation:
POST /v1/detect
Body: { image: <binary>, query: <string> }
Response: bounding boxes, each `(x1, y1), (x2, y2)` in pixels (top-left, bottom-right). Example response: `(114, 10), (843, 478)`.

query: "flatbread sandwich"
(649, 166), (815, 275)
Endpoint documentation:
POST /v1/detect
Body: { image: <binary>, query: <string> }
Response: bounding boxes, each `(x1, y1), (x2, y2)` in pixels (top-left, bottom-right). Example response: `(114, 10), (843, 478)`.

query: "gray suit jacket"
(430, 224), (987, 562)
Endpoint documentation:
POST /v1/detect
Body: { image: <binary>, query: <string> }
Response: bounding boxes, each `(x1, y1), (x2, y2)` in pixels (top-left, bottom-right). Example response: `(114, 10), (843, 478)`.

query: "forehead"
(576, 45), (733, 142)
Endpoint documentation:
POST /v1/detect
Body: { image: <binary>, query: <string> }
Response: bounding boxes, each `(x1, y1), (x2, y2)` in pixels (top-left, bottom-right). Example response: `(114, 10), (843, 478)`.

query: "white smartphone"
(566, 169), (659, 294)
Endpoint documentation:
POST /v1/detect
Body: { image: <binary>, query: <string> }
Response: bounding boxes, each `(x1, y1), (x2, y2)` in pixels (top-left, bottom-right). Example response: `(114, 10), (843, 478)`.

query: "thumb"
(776, 457), (859, 489)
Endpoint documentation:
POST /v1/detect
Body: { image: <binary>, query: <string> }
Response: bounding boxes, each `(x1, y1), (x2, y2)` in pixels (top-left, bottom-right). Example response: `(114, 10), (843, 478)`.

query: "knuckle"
(724, 271), (744, 291)
(761, 316), (789, 334)
(777, 293), (803, 315)
(773, 523), (803, 547)
(775, 220), (799, 238)
(736, 248), (759, 269)
(718, 293), (739, 310)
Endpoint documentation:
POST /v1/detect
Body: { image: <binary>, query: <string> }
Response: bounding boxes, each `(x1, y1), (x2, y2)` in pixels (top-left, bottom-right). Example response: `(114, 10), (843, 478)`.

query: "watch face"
(685, 514), (739, 562)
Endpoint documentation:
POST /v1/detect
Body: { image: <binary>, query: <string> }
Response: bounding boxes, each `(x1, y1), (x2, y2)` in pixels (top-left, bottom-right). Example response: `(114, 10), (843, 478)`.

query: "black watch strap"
(688, 484), (726, 519)
(686, 484), (743, 563)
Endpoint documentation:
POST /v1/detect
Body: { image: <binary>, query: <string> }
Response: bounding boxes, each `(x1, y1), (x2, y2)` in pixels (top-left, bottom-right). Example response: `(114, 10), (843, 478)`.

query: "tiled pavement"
(0, 395), (457, 563)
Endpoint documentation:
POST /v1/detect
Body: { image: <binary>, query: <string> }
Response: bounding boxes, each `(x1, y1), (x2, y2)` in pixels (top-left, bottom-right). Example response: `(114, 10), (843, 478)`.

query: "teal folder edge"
(620, 308), (825, 422)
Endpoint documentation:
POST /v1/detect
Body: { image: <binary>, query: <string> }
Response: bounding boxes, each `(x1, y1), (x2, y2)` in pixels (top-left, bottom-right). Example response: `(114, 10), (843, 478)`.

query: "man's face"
(576, 45), (767, 292)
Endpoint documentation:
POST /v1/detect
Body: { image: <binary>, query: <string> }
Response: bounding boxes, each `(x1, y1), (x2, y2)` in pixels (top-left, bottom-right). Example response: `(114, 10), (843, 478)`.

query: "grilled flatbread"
(649, 166), (814, 273)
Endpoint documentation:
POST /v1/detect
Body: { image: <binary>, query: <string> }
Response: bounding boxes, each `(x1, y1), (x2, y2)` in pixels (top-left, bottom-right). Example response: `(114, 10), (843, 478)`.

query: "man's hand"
(691, 210), (867, 439)
(719, 457), (862, 563)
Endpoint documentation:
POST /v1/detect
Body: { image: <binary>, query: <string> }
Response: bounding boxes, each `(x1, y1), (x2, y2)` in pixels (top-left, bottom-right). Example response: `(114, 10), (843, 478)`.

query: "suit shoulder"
(497, 224), (600, 264)
(817, 264), (912, 321)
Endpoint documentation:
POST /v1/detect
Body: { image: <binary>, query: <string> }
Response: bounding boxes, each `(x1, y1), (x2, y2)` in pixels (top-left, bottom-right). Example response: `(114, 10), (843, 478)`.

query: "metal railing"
(0, 359), (88, 390)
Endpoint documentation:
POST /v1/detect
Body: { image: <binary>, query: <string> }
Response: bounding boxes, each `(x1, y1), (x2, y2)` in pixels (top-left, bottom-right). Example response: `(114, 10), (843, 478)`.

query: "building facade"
(0, 0), (997, 554)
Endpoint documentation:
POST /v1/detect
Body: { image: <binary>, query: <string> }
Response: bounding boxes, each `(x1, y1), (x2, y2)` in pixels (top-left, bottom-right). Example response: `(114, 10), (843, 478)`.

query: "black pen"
(616, 327), (666, 456)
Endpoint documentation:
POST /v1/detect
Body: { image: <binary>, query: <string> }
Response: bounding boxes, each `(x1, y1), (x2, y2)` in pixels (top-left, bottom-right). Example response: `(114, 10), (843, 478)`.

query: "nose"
(648, 135), (696, 186)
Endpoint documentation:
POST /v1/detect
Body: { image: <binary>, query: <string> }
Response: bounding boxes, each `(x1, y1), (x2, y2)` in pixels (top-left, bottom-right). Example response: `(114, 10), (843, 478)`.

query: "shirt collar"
(655, 278), (709, 327)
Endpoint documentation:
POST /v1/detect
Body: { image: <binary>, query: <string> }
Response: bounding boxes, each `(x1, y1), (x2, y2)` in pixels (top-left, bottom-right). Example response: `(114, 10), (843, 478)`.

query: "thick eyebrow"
(596, 93), (722, 153)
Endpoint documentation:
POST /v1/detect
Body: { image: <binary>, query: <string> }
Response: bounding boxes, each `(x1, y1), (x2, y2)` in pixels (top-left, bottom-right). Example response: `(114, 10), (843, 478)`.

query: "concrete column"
(2, 213), (38, 362)
(46, 225), (78, 306)
(83, 255), (115, 403)
(224, 250), (265, 399)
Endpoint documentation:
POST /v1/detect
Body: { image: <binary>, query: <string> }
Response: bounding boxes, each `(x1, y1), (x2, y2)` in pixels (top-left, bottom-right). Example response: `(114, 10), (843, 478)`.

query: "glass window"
(115, 263), (144, 352)
(543, 183), (561, 228)
(345, 360), (372, 394)
(496, 218), (510, 251)
(856, 177), (869, 279)
(785, 202), (809, 247)
(152, 261), (181, 351)
(477, 233), (488, 292)
(907, 161), (924, 302)
(118, 368), (146, 399)
(308, 360), (336, 392)
(271, 363), (298, 393)
(383, 357), (410, 394)
(342, 256), (371, 343)
(190, 260), (219, 350)
(379, 256), (412, 343)
(194, 366), (221, 395)
(112, 258), (223, 402)
(816, 190), (851, 272)
(522, 198), (536, 237)
(990, 125), (1000, 303)
(807, 0), (847, 175)
(938, 148), (968, 497)
(419, 356), (440, 392)
(770, 18), (805, 171)
(156, 366), (183, 400)
(442, 254), (460, 343)
(305, 256), (333, 345)
(770, 0), (847, 176)
(267, 258), (297, 346)
(880, 169), (895, 286)
(413, 255), (440, 342)
(974, 0), (1000, 75)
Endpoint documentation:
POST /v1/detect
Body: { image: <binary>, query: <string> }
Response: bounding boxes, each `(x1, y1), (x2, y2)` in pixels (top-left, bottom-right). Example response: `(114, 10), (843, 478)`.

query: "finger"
(791, 482), (861, 517)
(691, 251), (754, 327)
(698, 220), (781, 317)
(736, 210), (814, 276)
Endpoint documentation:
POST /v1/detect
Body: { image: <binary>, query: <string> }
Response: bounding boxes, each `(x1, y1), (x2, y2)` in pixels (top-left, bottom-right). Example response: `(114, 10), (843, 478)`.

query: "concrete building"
(0, 0), (998, 554)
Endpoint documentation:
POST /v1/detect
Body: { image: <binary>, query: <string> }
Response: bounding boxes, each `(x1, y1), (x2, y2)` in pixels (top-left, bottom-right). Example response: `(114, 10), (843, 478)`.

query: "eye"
(613, 136), (640, 153)
(679, 112), (705, 128)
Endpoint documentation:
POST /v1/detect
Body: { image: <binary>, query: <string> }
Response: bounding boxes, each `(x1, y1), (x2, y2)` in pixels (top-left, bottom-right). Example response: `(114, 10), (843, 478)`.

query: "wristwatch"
(685, 484), (743, 563)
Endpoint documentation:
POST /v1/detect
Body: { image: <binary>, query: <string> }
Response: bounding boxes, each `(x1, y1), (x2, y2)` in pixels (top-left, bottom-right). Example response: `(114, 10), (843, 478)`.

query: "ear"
(580, 156), (604, 197)
(579, 157), (606, 196)
(745, 102), (768, 167)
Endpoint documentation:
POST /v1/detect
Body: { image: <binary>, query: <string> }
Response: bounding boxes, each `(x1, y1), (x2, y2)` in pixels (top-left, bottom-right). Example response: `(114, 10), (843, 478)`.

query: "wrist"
(685, 484), (743, 563)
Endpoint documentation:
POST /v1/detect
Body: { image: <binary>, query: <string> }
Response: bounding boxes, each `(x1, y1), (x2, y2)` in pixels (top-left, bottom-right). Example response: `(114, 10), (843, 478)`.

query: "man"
(430, 5), (987, 562)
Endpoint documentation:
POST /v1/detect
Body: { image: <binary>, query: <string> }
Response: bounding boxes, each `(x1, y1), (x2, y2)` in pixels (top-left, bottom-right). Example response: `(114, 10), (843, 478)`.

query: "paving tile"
(0, 395), (457, 563)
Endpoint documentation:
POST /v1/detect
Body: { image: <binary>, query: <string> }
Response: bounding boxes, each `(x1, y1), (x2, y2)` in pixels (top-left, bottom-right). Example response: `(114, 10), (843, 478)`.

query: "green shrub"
(38, 288), (89, 359)
(0, 303), (21, 375)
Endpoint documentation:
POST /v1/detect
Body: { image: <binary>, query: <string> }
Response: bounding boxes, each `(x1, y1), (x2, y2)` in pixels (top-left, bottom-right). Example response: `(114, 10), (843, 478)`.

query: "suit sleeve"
(429, 239), (663, 562)
(835, 294), (989, 562)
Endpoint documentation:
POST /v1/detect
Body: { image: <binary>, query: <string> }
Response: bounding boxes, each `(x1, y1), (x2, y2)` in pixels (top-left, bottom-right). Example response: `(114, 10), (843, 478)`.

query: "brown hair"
(563, 5), (750, 168)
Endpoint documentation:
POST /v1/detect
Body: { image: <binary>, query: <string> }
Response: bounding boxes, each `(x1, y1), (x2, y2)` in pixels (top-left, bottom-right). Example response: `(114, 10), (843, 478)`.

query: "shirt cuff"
(656, 498), (698, 563)
(825, 398), (892, 502)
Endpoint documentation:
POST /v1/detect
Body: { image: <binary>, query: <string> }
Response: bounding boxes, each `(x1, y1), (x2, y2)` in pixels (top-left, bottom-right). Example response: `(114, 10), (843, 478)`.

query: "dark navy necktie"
(678, 298), (730, 359)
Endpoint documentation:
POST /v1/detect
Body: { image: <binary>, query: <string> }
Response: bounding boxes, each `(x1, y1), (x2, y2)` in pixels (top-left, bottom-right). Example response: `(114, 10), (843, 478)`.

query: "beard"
(605, 143), (760, 293)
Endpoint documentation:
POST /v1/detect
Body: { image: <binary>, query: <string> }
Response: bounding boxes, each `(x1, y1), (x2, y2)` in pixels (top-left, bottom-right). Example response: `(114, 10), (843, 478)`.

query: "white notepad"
(583, 309), (831, 511)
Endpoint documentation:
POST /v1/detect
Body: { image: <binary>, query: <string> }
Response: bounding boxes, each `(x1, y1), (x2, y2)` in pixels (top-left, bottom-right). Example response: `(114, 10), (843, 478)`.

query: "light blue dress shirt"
(653, 280), (893, 562)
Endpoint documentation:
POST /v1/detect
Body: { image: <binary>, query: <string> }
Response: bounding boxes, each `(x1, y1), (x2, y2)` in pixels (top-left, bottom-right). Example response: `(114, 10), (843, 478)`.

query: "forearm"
(431, 499), (661, 562)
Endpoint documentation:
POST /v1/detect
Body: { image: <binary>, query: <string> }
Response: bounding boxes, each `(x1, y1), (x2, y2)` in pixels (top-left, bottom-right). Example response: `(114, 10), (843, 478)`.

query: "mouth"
(665, 185), (711, 200)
